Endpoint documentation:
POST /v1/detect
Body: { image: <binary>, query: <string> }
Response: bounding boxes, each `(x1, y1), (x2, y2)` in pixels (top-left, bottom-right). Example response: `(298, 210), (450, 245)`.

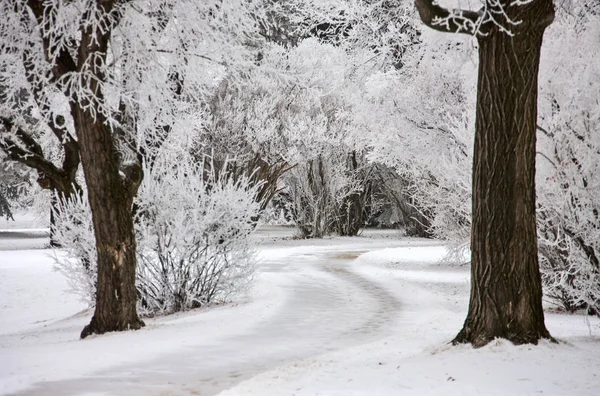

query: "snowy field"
(1, 220), (599, 395)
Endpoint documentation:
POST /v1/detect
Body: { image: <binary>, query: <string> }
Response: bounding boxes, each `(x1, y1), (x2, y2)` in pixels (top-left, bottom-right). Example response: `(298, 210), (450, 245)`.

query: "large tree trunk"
(453, 5), (554, 347)
(15, 0), (143, 338)
(73, 4), (144, 337)
(77, 115), (144, 339)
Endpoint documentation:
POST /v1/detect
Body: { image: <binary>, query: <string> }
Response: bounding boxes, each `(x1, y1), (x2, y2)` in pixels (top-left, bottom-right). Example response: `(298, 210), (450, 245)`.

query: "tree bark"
(415, 0), (555, 346)
(77, 113), (144, 339)
(453, 3), (554, 347)
(72, 1), (144, 338)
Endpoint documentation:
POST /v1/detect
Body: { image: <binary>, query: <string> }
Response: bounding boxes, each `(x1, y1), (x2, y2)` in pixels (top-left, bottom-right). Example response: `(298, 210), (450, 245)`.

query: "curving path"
(5, 245), (402, 396)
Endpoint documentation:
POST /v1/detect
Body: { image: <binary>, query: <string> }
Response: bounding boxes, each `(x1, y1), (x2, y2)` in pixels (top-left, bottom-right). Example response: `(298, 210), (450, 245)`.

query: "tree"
(0, 0), (264, 338)
(352, 38), (475, 242)
(203, 36), (385, 238)
(248, 1), (427, 237)
(30, 0), (144, 338)
(535, 2), (600, 315)
(415, 0), (555, 346)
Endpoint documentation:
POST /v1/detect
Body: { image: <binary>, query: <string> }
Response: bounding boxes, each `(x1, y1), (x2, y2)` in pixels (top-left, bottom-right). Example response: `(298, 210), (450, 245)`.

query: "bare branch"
(536, 124), (554, 138)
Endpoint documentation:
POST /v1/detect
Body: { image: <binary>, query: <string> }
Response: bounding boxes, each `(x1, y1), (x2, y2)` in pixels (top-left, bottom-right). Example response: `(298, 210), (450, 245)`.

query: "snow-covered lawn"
(1, 226), (599, 395)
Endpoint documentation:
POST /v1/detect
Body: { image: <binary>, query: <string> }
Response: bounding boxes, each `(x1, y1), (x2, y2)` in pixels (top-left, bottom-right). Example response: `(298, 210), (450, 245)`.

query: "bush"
(287, 151), (382, 238)
(52, 192), (97, 304)
(135, 157), (260, 315)
(52, 155), (261, 316)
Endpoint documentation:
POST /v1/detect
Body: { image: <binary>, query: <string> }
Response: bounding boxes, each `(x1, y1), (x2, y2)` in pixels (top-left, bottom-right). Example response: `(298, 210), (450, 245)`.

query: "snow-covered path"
(32, 253), (399, 395)
(2, 228), (600, 396)
(0, 231), (421, 395)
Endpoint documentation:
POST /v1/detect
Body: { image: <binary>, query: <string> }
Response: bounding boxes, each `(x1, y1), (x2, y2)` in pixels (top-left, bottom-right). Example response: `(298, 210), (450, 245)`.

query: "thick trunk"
(69, 1), (144, 338)
(20, 0), (142, 337)
(76, 114), (144, 339)
(453, 9), (553, 346)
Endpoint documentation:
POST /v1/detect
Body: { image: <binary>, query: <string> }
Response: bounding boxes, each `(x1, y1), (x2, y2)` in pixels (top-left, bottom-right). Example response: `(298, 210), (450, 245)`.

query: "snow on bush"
(135, 156), (259, 315)
(52, 155), (260, 315)
(52, 192), (97, 304)
(535, 6), (600, 314)
(285, 151), (381, 238)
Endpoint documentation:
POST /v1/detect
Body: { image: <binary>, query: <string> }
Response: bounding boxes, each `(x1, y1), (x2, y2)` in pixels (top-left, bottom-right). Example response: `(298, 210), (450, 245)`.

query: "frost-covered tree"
(0, 156), (50, 223)
(203, 35), (388, 238)
(0, 0), (264, 337)
(0, 163), (19, 220)
(415, 0), (555, 346)
(353, 33), (475, 241)
(242, 1), (425, 237)
(371, 1), (600, 317)
(0, 160), (26, 220)
(535, 1), (600, 315)
(0, 18), (81, 244)
(0, 193), (11, 221)
(199, 78), (293, 217)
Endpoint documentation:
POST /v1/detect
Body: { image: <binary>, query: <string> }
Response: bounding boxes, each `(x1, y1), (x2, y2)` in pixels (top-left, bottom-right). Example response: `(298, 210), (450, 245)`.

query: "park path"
(5, 244), (402, 396)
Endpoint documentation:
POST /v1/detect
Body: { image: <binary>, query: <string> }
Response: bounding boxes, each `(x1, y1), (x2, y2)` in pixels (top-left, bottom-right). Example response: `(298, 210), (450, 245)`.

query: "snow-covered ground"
(1, 222), (599, 395)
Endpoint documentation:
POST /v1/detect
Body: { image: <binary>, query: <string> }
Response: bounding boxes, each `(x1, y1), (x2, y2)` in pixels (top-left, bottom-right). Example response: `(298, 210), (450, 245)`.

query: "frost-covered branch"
(0, 116), (73, 190)
(25, 0), (77, 79)
(415, 0), (554, 37)
(415, 0), (482, 35)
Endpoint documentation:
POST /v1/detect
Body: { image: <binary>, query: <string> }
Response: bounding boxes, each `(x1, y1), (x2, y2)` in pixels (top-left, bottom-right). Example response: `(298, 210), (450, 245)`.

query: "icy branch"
(0, 116), (68, 186)
(414, 0), (483, 35)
